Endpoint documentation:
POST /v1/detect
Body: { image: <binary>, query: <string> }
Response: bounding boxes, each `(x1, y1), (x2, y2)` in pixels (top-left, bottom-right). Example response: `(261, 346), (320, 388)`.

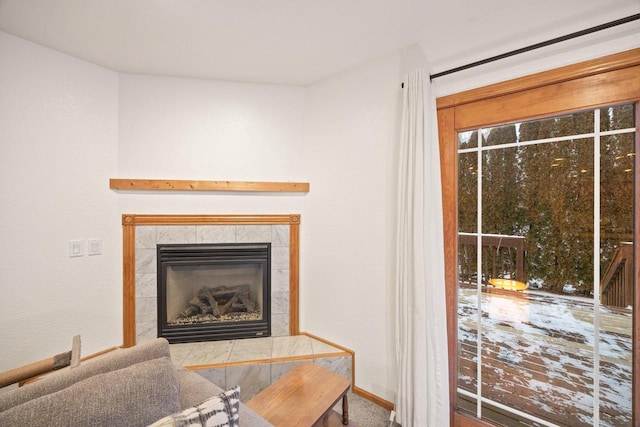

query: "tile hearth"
(170, 335), (352, 400)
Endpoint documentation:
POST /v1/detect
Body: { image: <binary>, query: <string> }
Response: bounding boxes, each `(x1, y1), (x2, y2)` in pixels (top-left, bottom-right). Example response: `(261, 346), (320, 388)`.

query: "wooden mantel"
(110, 179), (309, 193)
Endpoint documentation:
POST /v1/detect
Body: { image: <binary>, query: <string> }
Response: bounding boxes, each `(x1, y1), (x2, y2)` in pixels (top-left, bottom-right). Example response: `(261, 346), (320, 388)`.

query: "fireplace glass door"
(157, 243), (271, 343)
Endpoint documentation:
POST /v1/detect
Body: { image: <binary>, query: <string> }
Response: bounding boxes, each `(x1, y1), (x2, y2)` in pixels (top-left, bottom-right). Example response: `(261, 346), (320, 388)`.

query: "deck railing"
(601, 242), (634, 308)
(458, 233), (527, 284)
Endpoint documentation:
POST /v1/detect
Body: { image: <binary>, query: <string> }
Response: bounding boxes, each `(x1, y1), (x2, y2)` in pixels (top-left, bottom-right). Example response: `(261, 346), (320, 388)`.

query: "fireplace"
(157, 243), (271, 343)
(121, 214), (300, 347)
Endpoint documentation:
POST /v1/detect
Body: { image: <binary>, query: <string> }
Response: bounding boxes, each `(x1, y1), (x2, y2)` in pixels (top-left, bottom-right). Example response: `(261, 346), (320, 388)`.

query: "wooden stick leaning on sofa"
(0, 335), (81, 388)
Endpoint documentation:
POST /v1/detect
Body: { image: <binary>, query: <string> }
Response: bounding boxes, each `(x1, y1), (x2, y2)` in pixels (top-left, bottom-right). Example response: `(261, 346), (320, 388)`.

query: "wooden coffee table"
(246, 362), (354, 426)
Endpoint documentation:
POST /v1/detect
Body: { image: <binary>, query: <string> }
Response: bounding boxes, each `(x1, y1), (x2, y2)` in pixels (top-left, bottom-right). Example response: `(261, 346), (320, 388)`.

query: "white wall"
(0, 32), (120, 373)
(118, 68), (405, 402)
(302, 52), (402, 401)
(117, 74), (306, 215)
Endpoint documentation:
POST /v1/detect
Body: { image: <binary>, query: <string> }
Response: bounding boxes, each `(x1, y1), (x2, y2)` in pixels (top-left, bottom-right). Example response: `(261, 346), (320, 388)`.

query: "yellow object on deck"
(488, 278), (528, 291)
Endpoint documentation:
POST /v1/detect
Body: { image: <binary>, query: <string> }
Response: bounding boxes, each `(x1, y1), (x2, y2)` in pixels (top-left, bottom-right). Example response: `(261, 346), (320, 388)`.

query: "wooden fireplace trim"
(121, 213), (301, 348)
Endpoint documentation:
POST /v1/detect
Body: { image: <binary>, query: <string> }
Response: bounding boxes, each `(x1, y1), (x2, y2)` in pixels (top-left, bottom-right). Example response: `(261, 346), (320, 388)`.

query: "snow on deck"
(458, 288), (632, 426)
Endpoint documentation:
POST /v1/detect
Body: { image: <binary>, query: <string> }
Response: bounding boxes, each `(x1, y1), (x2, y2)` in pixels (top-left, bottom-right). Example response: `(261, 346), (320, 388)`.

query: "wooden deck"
(458, 288), (632, 426)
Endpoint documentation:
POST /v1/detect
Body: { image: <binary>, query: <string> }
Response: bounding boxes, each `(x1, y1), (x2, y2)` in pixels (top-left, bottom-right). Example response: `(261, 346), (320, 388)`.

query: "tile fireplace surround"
(121, 214), (300, 347)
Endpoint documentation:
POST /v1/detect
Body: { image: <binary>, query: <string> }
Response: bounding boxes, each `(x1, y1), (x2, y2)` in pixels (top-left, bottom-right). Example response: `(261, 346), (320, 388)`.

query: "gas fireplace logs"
(172, 285), (259, 325)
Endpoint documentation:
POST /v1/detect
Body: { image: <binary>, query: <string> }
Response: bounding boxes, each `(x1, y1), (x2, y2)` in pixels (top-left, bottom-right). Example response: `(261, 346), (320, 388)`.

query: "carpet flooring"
(338, 392), (401, 427)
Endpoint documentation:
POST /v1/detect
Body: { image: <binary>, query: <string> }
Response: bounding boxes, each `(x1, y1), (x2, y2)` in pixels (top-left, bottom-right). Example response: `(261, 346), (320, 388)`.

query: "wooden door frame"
(436, 47), (640, 427)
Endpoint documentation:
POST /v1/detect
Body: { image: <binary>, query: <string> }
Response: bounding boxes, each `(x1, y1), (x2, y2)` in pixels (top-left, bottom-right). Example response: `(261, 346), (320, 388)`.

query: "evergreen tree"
(457, 105), (635, 295)
(599, 105), (635, 280)
(458, 131), (478, 234)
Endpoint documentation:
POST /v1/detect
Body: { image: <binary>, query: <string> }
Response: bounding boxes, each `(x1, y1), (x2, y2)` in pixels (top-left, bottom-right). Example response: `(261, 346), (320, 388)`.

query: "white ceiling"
(0, 0), (638, 86)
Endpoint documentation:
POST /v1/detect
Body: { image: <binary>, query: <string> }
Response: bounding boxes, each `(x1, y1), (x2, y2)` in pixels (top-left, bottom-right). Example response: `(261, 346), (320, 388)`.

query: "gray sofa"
(0, 338), (272, 427)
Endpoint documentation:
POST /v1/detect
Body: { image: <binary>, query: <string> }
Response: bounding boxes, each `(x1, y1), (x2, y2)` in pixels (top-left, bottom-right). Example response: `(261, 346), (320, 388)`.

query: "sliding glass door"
(456, 104), (636, 426)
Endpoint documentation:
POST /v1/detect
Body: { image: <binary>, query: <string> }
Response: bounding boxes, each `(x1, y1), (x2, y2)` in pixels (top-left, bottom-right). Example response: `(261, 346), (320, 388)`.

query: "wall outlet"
(88, 239), (102, 256)
(69, 240), (84, 257)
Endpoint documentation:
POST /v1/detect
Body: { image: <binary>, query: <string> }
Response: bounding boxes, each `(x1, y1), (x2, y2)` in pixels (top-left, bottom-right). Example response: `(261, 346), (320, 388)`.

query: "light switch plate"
(88, 239), (102, 256)
(69, 240), (84, 257)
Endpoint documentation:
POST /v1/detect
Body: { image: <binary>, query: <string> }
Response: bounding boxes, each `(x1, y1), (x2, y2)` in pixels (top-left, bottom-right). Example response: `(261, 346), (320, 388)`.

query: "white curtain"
(395, 69), (450, 426)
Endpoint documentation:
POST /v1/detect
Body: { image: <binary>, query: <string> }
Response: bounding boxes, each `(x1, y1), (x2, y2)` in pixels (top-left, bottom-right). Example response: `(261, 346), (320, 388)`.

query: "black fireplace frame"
(157, 243), (271, 343)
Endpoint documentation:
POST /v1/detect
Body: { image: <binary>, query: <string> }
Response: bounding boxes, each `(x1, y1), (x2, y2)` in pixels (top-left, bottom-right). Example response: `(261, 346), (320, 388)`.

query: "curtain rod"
(401, 13), (640, 85)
